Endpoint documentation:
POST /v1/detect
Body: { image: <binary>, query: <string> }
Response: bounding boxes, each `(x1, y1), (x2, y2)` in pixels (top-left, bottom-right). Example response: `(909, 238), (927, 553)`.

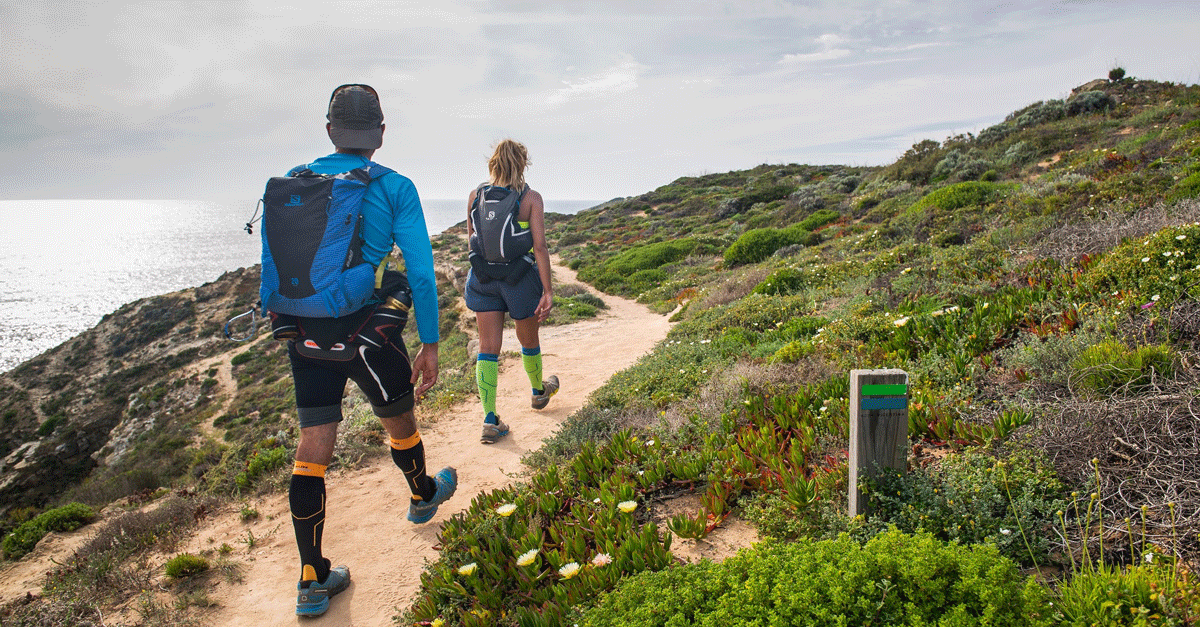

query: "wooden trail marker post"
(848, 369), (909, 518)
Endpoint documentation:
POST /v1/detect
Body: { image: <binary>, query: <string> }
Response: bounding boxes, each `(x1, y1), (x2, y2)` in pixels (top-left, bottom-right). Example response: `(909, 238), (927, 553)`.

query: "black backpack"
(468, 184), (534, 284)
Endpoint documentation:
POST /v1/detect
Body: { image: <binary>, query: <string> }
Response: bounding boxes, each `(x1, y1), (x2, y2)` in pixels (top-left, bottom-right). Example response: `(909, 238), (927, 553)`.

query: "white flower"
(893, 317), (910, 327)
(646, 440), (655, 447)
(1164, 252), (1172, 257)
(1178, 235), (1188, 240)
(496, 503), (517, 517)
(1145, 551), (1155, 563)
(517, 548), (540, 567)
(618, 500), (638, 513)
(457, 562), (478, 576)
(558, 562), (581, 579)
(593, 498), (602, 504)
(1152, 295), (1161, 301)
(592, 553), (613, 567)
(1000, 528), (1012, 536)
(1142, 257), (1151, 263)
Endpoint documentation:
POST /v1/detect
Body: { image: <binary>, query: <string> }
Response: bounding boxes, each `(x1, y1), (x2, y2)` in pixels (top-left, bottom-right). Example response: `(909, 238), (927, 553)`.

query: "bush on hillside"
(1067, 90), (1115, 117)
(1079, 223), (1200, 303)
(1014, 100), (1065, 128)
(1069, 340), (1177, 398)
(911, 181), (1010, 213)
(578, 530), (1051, 627)
(2, 502), (96, 560)
(724, 222), (822, 266)
(860, 449), (1068, 566)
(1170, 170), (1200, 203)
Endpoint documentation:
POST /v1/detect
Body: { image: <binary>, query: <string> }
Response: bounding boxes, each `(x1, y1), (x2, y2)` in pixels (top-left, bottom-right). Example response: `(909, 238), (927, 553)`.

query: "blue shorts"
(464, 265), (543, 320)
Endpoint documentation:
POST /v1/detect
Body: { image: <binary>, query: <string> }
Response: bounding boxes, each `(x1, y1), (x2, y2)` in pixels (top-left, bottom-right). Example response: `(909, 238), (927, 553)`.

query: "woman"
(464, 139), (559, 444)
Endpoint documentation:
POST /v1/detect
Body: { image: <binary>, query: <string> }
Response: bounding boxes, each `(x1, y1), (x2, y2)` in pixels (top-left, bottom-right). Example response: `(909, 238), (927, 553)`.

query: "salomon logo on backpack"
(468, 184), (533, 283)
(258, 163), (393, 318)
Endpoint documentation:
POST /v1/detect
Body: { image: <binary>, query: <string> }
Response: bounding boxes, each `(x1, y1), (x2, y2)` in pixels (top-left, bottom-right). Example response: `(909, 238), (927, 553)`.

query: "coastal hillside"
(3, 74), (1200, 626)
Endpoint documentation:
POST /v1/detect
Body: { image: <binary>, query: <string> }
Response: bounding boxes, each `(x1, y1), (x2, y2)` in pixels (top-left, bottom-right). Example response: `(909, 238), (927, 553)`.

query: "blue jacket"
(289, 153), (439, 344)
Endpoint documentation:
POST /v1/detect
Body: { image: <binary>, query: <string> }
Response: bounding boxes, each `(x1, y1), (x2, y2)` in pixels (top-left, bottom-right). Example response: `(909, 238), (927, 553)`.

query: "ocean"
(0, 198), (601, 373)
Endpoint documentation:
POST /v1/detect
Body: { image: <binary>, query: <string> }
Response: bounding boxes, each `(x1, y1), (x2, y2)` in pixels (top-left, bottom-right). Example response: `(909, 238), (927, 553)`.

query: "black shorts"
(464, 265), (543, 320)
(287, 340), (414, 428)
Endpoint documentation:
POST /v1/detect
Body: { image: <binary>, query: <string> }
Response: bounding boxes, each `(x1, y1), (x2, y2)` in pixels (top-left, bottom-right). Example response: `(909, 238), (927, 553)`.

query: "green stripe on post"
(861, 384), (907, 396)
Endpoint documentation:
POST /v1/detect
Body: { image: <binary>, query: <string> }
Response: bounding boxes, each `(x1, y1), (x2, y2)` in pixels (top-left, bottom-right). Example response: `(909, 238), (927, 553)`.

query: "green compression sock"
(476, 353), (498, 417)
(522, 347), (544, 394)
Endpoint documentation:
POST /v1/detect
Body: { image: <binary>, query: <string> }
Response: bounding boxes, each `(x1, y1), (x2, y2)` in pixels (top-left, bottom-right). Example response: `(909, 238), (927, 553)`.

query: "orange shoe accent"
(302, 564), (318, 582)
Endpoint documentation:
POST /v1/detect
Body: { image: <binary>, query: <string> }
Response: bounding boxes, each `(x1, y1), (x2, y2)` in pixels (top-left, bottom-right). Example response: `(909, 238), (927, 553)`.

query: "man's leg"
(381, 410), (436, 502)
(291, 422), (338, 584)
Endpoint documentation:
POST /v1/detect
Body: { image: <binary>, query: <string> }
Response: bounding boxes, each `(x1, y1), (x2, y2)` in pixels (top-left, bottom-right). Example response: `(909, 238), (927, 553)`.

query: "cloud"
(778, 33), (853, 66)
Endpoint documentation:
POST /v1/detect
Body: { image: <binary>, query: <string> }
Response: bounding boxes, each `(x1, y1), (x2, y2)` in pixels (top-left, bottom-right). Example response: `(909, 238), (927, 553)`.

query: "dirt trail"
(195, 259), (673, 626)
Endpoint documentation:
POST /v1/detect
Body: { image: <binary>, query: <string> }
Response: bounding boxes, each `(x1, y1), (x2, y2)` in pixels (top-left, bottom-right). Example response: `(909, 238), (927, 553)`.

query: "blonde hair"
(488, 139), (529, 191)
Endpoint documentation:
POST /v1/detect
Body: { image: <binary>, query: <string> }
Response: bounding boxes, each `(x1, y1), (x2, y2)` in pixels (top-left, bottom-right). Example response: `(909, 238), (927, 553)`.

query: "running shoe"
(531, 375), (560, 410)
(480, 415), (510, 444)
(407, 466), (458, 524)
(295, 563), (350, 617)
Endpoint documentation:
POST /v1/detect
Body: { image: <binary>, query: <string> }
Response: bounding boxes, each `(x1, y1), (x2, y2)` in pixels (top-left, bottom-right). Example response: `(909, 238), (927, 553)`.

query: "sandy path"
(195, 260), (672, 626)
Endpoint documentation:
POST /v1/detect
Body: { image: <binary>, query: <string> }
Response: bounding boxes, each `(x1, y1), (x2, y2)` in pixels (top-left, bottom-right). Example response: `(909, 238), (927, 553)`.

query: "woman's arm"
(526, 189), (553, 322)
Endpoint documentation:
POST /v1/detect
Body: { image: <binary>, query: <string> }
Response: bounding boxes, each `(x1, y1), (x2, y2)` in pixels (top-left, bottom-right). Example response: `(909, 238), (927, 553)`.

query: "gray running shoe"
(480, 416), (510, 444)
(531, 375), (560, 410)
(296, 564), (350, 617)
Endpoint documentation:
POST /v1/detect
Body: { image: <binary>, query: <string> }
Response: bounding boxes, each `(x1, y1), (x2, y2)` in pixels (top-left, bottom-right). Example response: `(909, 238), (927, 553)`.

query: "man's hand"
(411, 342), (439, 397)
(534, 292), (553, 323)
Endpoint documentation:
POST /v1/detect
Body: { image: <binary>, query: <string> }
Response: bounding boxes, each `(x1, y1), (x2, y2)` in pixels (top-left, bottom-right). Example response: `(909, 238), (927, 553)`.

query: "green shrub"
(724, 224), (819, 266)
(2, 502), (96, 560)
(1169, 170), (1200, 203)
(796, 208), (840, 231)
(234, 445), (289, 490)
(860, 449), (1068, 566)
(1080, 223), (1200, 304)
(1014, 100), (1065, 128)
(164, 552), (210, 578)
(1070, 340), (1177, 398)
(1108, 67), (1126, 82)
(912, 181), (1010, 213)
(1067, 90), (1115, 117)
(579, 529), (1051, 626)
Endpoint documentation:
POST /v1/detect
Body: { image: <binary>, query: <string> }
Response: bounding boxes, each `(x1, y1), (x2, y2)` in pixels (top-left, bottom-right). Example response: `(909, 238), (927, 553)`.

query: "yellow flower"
(496, 503), (517, 517)
(457, 562), (478, 576)
(618, 500), (638, 513)
(517, 548), (540, 567)
(558, 562), (581, 579)
(432, 619), (445, 627)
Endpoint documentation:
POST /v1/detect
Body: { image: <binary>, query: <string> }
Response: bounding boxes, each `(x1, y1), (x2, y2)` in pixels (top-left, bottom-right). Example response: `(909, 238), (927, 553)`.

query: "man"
(275, 84), (456, 617)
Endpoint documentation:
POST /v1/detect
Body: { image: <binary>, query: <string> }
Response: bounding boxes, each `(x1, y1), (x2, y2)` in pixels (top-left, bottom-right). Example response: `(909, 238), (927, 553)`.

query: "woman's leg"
(475, 311), (506, 422)
(514, 317), (544, 393)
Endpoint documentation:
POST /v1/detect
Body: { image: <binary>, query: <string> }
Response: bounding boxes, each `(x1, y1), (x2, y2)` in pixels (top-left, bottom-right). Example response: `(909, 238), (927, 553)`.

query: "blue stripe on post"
(861, 397), (908, 411)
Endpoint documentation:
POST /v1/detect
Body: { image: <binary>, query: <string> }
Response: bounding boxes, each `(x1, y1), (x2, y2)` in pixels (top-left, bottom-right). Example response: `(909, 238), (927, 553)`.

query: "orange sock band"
(292, 461), (327, 477)
(390, 432), (421, 450)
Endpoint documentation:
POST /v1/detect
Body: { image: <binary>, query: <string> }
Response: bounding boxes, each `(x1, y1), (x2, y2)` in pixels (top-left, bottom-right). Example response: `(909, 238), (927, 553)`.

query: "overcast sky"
(2, 1), (1198, 203)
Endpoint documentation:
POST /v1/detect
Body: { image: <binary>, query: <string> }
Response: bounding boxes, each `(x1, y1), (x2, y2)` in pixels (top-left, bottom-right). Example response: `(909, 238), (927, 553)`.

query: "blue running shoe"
(295, 564), (350, 617)
(407, 466), (458, 524)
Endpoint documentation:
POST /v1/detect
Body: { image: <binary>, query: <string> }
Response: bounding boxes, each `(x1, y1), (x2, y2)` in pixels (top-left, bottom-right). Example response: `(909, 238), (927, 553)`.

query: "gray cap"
(327, 84), (384, 149)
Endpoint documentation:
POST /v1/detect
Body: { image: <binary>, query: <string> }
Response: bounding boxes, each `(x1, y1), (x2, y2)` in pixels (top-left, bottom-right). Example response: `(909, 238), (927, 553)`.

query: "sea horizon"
(0, 198), (603, 373)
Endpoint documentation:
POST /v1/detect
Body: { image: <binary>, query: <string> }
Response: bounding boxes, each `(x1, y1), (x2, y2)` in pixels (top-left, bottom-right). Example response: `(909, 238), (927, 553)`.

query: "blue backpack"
(258, 162), (394, 318)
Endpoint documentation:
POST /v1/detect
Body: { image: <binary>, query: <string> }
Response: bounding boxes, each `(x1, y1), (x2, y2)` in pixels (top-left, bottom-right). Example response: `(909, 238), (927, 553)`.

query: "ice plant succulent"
(558, 562), (581, 579)
(457, 562), (477, 576)
(517, 548), (539, 567)
(618, 500), (638, 513)
(496, 503), (517, 517)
